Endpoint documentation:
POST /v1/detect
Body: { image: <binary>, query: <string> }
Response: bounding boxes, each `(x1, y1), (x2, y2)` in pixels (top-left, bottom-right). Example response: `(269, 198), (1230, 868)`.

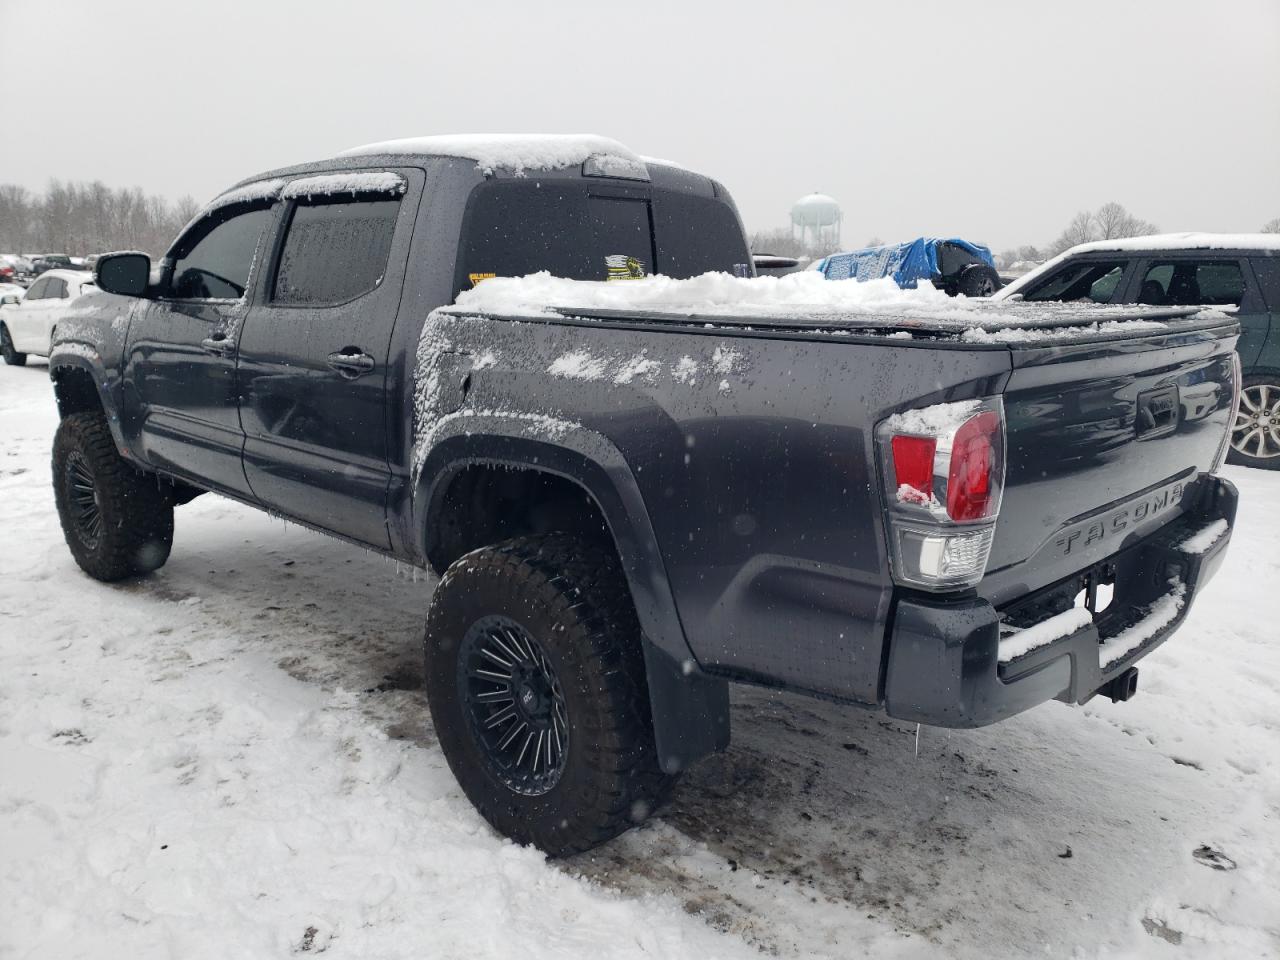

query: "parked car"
(31, 254), (74, 276)
(48, 136), (1237, 856)
(0, 254), (35, 284)
(995, 233), (1280, 469)
(812, 237), (1002, 296)
(0, 269), (94, 365)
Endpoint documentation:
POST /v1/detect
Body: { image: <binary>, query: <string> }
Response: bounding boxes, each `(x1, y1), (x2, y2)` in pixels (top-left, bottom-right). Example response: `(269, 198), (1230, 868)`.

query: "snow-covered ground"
(1, 363), (1277, 959)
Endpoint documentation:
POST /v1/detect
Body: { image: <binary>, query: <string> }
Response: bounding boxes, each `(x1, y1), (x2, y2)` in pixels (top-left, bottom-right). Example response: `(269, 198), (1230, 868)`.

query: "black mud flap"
(641, 642), (730, 774)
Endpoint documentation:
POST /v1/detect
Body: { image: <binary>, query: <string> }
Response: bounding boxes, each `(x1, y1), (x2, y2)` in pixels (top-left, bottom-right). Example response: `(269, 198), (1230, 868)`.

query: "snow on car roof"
(37, 268), (94, 282)
(443, 270), (1217, 341)
(995, 232), (1280, 301)
(337, 133), (642, 176)
(1063, 231), (1280, 254)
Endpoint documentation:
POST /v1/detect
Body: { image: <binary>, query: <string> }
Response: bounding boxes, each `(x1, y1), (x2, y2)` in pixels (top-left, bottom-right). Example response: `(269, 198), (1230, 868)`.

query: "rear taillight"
(891, 435), (936, 504)
(946, 410), (1000, 521)
(877, 397), (1005, 590)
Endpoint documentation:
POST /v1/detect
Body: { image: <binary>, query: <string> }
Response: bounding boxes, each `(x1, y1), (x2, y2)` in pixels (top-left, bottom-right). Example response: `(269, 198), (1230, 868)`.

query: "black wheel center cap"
(516, 679), (549, 721)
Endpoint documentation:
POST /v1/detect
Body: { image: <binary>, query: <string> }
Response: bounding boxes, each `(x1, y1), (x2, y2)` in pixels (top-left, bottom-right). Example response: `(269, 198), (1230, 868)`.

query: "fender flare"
(414, 413), (730, 772)
(48, 350), (131, 456)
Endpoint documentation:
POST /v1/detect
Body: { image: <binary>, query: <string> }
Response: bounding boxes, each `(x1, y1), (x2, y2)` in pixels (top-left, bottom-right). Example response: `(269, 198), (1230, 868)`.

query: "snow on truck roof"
(338, 133), (649, 176)
(443, 271), (1227, 343)
(995, 232), (1280, 301)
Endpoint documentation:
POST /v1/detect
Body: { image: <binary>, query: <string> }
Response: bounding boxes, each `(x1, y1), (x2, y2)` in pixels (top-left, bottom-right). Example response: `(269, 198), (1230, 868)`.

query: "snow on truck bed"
(445, 271), (1227, 342)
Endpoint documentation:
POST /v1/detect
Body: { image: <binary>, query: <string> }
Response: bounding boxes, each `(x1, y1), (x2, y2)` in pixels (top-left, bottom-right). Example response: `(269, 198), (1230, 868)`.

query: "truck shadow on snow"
(130, 515), (1208, 956)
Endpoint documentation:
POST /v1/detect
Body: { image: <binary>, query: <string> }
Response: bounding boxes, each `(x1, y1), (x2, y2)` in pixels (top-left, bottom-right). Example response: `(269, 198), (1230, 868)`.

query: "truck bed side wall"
(407, 312), (1012, 706)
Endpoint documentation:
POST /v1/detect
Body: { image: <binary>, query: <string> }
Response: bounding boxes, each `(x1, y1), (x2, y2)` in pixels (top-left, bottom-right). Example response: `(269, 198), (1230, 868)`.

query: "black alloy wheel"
(63, 450), (104, 549)
(459, 616), (569, 796)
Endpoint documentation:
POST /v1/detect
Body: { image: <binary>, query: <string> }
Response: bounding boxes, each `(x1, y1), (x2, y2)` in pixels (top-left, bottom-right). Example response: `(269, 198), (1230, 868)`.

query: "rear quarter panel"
(411, 313), (1011, 704)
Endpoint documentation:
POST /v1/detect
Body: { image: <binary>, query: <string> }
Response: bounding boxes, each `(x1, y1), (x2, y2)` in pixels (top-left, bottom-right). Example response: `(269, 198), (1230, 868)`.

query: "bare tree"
(995, 244), (1044, 269)
(1095, 201), (1158, 240)
(1047, 203), (1158, 256)
(0, 180), (198, 257)
(0, 185), (33, 251)
(1262, 218), (1280, 234)
(1048, 210), (1097, 256)
(747, 227), (840, 258)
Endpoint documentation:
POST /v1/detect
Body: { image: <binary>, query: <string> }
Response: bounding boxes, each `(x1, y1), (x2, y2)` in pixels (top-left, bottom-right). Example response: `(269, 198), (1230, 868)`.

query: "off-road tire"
(425, 535), (675, 856)
(52, 411), (174, 581)
(958, 264), (1001, 298)
(1, 323), (26, 366)
(1227, 373), (1280, 470)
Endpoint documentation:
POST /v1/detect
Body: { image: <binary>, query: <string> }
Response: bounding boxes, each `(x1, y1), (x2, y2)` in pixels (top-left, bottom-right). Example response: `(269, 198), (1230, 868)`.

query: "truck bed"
(431, 287), (1238, 714)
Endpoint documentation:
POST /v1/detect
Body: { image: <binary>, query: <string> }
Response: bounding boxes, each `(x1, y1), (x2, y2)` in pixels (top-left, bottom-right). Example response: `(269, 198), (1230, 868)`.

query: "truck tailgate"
(979, 318), (1239, 607)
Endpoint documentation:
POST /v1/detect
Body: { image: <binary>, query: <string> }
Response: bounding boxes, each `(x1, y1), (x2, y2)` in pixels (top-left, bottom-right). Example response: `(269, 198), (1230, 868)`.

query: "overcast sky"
(3, 0), (1278, 251)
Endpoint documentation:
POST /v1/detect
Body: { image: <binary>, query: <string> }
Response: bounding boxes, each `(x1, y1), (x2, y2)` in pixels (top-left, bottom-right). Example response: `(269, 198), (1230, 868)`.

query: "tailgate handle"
(1135, 386), (1179, 439)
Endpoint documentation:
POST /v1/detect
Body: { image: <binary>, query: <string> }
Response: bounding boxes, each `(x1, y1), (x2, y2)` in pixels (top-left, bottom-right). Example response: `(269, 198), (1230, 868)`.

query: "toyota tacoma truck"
(47, 135), (1240, 857)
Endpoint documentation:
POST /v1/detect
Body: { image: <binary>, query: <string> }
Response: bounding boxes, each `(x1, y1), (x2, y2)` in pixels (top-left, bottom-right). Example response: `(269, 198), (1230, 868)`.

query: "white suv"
(0, 269), (94, 366)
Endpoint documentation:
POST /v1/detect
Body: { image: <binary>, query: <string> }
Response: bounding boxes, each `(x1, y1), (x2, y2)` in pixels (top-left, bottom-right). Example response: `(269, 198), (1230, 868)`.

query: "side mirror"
(95, 251), (152, 297)
(1, 294), (19, 306)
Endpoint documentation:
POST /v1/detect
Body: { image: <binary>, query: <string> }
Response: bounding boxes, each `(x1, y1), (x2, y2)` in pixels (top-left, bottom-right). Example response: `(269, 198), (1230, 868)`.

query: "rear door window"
(170, 204), (274, 300)
(1137, 260), (1244, 306)
(46, 278), (68, 299)
(271, 196), (400, 305)
(1251, 257), (1280, 311)
(1023, 260), (1126, 303)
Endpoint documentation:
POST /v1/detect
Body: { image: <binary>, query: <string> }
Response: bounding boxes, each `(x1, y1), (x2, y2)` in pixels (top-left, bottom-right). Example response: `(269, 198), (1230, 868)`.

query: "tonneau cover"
(440, 271), (1235, 346)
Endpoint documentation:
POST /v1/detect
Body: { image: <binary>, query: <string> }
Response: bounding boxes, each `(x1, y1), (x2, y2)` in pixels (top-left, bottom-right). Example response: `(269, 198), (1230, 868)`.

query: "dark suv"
(996, 234), (1280, 469)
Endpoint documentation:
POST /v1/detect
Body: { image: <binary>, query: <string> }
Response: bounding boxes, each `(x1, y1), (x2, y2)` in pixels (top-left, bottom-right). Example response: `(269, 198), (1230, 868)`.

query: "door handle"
(200, 335), (235, 356)
(326, 349), (376, 378)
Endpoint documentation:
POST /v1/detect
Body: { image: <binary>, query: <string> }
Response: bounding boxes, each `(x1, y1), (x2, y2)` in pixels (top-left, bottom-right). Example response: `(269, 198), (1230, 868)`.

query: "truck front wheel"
(424, 535), (674, 856)
(52, 412), (174, 581)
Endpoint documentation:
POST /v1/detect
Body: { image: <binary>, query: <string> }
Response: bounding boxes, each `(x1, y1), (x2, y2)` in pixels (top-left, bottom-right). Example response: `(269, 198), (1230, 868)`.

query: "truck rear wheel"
(424, 535), (674, 856)
(52, 412), (174, 581)
(1, 323), (27, 366)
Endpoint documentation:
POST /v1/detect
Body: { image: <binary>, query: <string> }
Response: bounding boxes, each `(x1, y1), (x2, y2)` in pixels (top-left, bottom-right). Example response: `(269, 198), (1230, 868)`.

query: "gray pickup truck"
(47, 136), (1239, 856)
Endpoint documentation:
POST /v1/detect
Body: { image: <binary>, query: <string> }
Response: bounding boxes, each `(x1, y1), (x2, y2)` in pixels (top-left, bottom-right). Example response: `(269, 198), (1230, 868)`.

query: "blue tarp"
(812, 238), (994, 288)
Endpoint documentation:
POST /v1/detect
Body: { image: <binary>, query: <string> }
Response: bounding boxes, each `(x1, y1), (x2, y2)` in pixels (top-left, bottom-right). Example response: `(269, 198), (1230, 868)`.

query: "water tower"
(791, 193), (842, 249)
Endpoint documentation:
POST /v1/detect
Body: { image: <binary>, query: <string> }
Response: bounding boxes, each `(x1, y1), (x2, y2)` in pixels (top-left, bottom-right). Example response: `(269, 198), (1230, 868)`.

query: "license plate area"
(1136, 384), (1179, 440)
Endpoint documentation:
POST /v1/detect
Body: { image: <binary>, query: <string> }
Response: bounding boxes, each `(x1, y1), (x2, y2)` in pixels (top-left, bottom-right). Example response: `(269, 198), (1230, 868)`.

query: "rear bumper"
(883, 474), (1237, 728)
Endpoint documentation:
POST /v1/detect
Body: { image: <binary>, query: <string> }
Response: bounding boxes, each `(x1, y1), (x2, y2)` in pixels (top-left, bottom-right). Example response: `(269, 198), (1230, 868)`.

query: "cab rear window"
(456, 180), (747, 297)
